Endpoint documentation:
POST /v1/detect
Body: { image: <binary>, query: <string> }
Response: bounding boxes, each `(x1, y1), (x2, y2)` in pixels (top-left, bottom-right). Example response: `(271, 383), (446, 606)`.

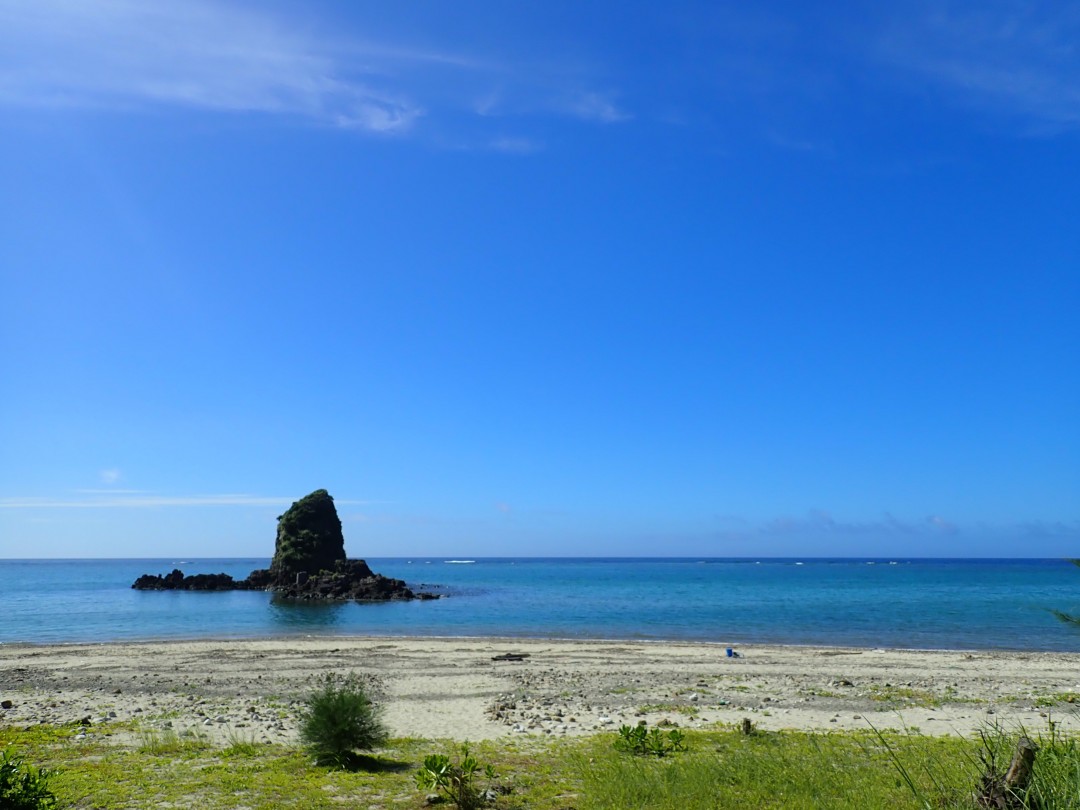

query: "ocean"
(2, 558), (1080, 651)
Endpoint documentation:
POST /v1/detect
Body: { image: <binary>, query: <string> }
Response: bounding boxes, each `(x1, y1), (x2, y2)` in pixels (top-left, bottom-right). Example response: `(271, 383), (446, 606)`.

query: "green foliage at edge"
(0, 749), (57, 810)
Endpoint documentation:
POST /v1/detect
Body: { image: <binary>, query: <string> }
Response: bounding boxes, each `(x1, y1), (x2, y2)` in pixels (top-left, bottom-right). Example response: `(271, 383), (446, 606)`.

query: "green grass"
(574, 731), (960, 809)
(1035, 693), (1080, 708)
(867, 685), (944, 708)
(221, 729), (263, 758)
(137, 727), (212, 755)
(801, 688), (844, 699)
(5, 718), (1080, 809)
(637, 703), (700, 717)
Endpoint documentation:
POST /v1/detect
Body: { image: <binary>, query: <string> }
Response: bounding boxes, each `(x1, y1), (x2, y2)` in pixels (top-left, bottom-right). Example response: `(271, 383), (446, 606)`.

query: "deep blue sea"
(3, 558), (1080, 651)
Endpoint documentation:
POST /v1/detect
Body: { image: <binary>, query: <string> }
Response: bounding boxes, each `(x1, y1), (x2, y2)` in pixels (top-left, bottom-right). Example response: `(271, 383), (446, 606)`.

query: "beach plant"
(614, 722), (687, 757)
(0, 749), (57, 810)
(299, 671), (387, 768)
(415, 744), (497, 809)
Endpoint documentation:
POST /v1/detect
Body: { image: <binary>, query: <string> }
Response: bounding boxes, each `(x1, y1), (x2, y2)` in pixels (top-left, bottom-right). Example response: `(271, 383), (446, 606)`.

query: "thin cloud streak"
(0, 0), (423, 132)
(0, 495), (379, 509)
(74, 489), (149, 495)
(0, 0), (633, 140)
(489, 136), (544, 154)
(730, 510), (990, 539)
(876, 4), (1080, 130)
(712, 513), (1079, 544)
(562, 91), (631, 123)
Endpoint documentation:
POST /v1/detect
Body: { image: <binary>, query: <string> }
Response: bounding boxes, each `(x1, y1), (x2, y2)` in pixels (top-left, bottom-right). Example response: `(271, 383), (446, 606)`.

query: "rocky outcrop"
(132, 489), (437, 602)
(267, 489), (346, 579)
(270, 559), (425, 601)
(131, 570), (241, 591)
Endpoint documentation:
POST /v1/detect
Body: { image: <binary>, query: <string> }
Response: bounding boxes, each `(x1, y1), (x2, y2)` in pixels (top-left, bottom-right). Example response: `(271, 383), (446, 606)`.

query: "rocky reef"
(131, 570), (240, 591)
(133, 489), (435, 602)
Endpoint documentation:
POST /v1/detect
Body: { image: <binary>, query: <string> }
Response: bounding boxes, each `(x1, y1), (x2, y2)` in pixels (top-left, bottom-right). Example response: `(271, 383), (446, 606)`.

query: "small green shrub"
(0, 749), (57, 810)
(614, 723), (687, 757)
(416, 744), (496, 809)
(299, 671), (387, 768)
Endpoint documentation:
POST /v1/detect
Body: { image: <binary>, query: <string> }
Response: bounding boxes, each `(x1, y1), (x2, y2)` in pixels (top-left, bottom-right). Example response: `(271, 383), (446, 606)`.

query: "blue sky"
(1, 0), (1077, 559)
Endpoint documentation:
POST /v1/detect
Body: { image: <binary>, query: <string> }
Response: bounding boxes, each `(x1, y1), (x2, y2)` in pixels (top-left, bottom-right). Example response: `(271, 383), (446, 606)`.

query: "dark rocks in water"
(271, 559), (416, 601)
(243, 567), (275, 590)
(241, 557), (422, 602)
(132, 489), (439, 603)
(131, 569), (241, 591)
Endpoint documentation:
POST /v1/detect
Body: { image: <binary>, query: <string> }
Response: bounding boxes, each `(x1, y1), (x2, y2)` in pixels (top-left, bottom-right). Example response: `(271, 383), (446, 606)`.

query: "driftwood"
(976, 735), (1038, 809)
(491, 653), (530, 662)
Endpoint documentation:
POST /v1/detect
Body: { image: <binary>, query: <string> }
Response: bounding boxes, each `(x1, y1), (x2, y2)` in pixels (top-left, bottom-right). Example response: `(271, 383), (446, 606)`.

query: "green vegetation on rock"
(270, 489), (346, 577)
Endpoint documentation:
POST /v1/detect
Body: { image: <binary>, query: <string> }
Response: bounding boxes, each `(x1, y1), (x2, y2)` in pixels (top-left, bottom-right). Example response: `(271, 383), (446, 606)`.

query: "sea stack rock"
(269, 488), (347, 579)
(133, 488), (435, 602)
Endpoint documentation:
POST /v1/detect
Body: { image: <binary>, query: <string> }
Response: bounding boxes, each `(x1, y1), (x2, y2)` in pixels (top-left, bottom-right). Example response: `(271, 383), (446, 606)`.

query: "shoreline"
(5, 630), (1078, 656)
(4, 637), (1080, 744)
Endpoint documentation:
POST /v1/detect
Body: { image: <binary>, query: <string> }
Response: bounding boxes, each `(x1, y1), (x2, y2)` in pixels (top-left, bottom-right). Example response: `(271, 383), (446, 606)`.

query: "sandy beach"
(3, 638), (1079, 744)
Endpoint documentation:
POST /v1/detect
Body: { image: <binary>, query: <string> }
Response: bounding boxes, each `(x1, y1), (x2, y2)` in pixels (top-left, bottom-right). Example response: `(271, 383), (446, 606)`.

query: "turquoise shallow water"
(2, 558), (1080, 651)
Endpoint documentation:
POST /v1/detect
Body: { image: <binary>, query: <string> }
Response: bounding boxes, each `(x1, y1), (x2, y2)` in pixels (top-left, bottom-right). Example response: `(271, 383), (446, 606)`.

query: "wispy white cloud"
(99, 468), (122, 485)
(765, 129), (835, 157)
(469, 86), (629, 131)
(0, 0), (423, 132)
(473, 89), (504, 117)
(489, 136), (544, 154)
(701, 511), (1080, 557)
(561, 91), (631, 123)
(926, 514), (958, 533)
(75, 489), (147, 495)
(876, 3), (1080, 130)
(724, 510), (1080, 543)
(0, 0), (632, 140)
(0, 494), (378, 508)
(756, 509), (959, 538)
